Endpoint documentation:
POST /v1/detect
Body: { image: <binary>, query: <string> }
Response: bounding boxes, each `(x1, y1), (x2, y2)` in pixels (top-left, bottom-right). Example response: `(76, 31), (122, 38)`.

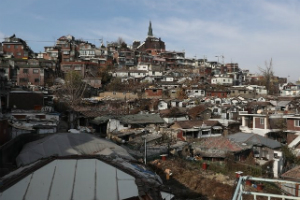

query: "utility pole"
(144, 137), (147, 164)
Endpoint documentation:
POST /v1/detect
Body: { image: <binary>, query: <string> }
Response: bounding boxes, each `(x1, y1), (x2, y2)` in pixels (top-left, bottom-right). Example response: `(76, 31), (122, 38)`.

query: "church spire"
(148, 21), (153, 37)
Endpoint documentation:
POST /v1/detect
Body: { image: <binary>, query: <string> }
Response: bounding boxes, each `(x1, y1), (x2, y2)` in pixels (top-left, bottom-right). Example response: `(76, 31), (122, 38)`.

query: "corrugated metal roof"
(0, 159), (141, 200)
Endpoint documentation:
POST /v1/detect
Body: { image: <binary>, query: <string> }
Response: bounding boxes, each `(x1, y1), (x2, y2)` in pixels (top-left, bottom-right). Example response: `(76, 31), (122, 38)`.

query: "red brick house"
(2, 34), (34, 59)
(206, 90), (228, 98)
(144, 87), (163, 99)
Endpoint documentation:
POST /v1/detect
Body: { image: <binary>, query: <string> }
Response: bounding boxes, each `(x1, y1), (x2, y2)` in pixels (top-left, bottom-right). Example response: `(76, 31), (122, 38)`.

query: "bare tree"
(259, 58), (274, 95)
(57, 71), (87, 108)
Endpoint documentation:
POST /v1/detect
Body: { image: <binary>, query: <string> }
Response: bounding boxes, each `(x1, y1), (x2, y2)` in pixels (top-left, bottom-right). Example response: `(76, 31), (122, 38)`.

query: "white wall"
(107, 119), (130, 133)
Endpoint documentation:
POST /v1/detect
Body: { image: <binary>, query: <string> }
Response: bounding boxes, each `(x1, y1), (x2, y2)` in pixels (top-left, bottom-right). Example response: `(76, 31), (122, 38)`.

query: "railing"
(232, 176), (300, 200)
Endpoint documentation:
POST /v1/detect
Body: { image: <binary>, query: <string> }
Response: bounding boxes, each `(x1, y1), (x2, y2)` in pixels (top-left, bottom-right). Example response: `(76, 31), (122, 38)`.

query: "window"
(260, 118), (264, 124)
(14, 45), (18, 49)
(74, 66), (82, 70)
(33, 69), (39, 74)
(23, 69), (28, 73)
(17, 52), (22, 56)
(223, 79), (225, 82)
(19, 78), (28, 82)
(34, 78), (39, 83)
(295, 120), (300, 127)
(7, 45), (10, 49)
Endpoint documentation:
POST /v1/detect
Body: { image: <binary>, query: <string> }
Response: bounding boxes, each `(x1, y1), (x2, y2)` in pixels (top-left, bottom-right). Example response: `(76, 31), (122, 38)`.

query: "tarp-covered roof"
(16, 133), (134, 166)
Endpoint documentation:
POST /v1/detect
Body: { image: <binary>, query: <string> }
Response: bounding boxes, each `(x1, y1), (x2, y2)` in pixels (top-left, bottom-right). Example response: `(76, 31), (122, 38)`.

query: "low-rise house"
(157, 99), (169, 110)
(9, 110), (59, 137)
(159, 108), (188, 124)
(186, 86), (205, 98)
(239, 112), (283, 137)
(228, 86), (254, 98)
(220, 105), (240, 120)
(113, 69), (147, 79)
(280, 165), (300, 196)
(107, 114), (165, 133)
(144, 87), (163, 99)
(99, 91), (139, 100)
(284, 114), (300, 156)
(246, 101), (275, 114)
(170, 120), (223, 139)
(170, 99), (183, 108)
(158, 81), (181, 90)
(280, 82), (300, 96)
(228, 132), (283, 178)
(206, 89), (228, 98)
(211, 74), (233, 86)
(211, 105), (222, 117)
(188, 105), (212, 120)
(190, 136), (252, 161)
(183, 99), (198, 108)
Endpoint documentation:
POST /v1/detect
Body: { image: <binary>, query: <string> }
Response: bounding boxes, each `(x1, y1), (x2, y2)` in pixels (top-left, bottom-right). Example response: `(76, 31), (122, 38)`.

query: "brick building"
(135, 22), (165, 53)
(2, 34), (34, 59)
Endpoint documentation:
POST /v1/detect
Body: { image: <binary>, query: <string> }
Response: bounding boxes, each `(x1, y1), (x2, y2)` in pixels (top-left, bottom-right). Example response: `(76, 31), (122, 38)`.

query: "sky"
(0, 0), (299, 82)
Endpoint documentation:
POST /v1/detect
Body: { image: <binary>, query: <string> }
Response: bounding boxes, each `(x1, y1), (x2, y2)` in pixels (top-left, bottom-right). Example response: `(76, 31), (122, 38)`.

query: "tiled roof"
(119, 114), (164, 124)
(281, 165), (300, 180)
(191, 136), (251, 158)
(172, 120), (220, 129)
(228, 132), (281, 149)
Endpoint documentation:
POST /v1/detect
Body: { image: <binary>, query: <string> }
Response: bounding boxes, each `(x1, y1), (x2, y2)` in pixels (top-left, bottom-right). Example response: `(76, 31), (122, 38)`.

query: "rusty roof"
(172, 120), (220, 129)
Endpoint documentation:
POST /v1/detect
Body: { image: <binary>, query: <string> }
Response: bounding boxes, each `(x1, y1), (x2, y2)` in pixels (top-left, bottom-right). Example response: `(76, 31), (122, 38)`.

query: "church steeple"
(148, 21), (153, 37)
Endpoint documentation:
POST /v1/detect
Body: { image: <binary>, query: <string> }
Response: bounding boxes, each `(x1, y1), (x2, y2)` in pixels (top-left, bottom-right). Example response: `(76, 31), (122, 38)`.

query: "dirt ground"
(150, 158), (282, 200)
(150, 158), (236, 200)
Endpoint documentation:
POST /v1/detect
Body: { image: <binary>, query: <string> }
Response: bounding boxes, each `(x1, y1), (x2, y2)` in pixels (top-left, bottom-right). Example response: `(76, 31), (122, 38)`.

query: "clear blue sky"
(0, 0), (299, 81)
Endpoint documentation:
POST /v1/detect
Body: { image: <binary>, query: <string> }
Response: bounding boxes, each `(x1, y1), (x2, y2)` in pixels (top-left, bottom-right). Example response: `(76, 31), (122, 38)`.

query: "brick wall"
(287, 119), (300, 131)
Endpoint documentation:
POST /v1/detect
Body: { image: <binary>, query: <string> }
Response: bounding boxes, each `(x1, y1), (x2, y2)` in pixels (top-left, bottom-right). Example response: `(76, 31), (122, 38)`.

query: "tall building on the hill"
(135, 21), (165, 54)
(2, 34), (34, 59)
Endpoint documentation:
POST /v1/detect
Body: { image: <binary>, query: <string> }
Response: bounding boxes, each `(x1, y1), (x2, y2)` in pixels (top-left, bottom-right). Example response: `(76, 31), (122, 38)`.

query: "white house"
(158, 100), (169, 110)
(211, 75), (233, 85)
(113, 70), (147, 78)
(247, 85), (268, 95)
(186, 87), (205, 98)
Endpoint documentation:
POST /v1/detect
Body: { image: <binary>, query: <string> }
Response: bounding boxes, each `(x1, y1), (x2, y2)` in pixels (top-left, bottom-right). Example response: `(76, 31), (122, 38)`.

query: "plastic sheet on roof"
(16, 133), (134, 166)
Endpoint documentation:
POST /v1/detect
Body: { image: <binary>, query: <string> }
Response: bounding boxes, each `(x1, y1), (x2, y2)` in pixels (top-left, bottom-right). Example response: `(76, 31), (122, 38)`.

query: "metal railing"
(232, 176), (300, 200)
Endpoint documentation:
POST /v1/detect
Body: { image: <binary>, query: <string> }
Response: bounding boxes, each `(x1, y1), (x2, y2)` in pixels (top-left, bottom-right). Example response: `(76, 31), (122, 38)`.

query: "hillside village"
(1, 22), (300, 199)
